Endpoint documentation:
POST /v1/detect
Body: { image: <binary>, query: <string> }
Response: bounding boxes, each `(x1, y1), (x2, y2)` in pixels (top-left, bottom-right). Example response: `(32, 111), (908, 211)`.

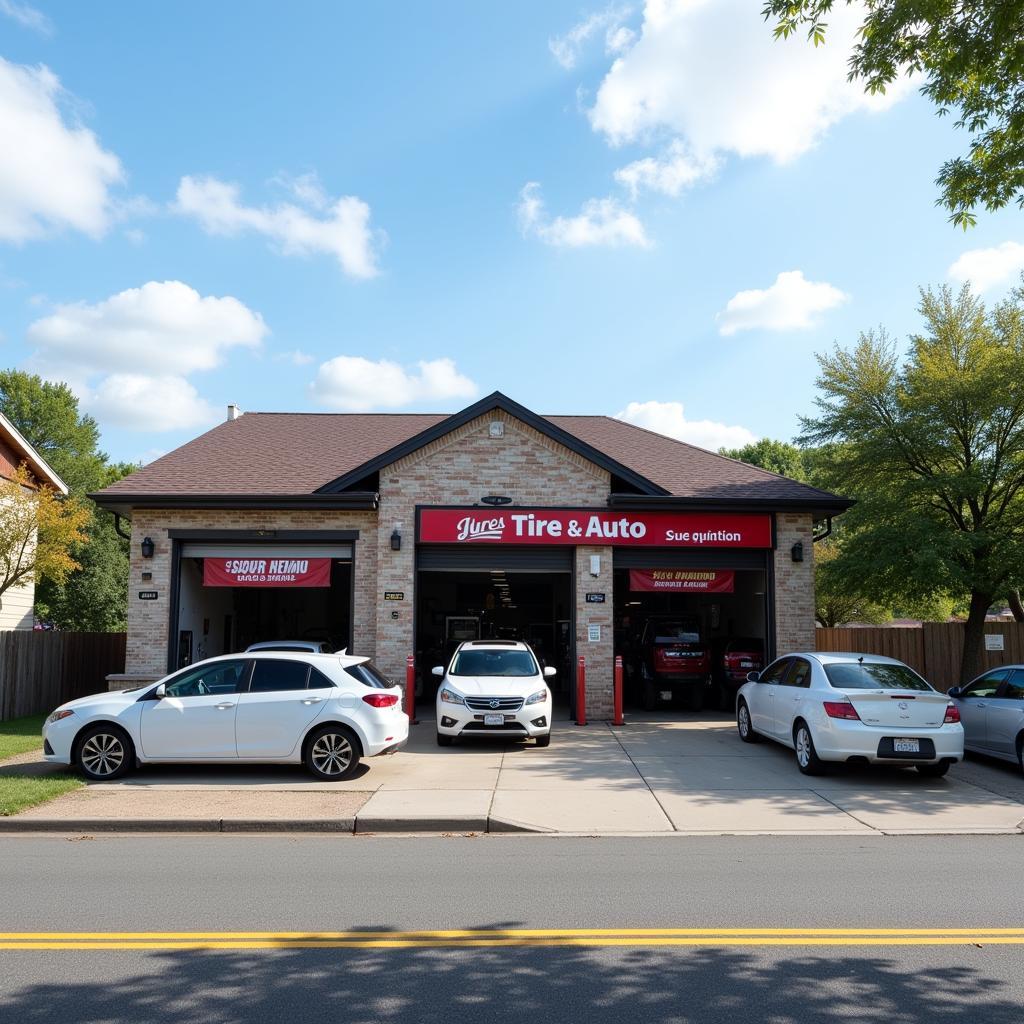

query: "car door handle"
(301, 697), (323, 705)
(215, 702), (235, 710)
(975, 702), (987, 708)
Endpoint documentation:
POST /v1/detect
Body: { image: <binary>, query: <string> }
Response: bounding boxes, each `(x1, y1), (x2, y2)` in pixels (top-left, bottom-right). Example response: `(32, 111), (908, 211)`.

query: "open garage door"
(614, 548), (771, 712)
(173, 542), (353, 668)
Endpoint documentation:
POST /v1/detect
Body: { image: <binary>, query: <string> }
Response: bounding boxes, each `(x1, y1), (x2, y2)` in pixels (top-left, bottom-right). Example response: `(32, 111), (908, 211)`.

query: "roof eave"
(608, 493), (855, 517)
(0, 412), (69, 494)
(89, 492), (380, 516)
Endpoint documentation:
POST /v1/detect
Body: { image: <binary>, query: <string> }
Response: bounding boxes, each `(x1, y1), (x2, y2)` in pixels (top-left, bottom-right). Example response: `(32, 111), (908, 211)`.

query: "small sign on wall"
(384, 591), (405, 601)
(587, 624), (601, 643)
(985, 634), (1005, 651)
(585, 593), (606, 603)
(138, 591), (158, 601)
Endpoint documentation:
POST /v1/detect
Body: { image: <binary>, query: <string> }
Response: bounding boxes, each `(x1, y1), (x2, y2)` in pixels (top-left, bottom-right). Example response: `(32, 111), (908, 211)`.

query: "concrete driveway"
(6, 711), (1024, 835)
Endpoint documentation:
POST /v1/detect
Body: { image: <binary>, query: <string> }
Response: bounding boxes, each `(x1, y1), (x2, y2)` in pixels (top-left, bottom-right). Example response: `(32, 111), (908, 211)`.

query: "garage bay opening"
(415, 546), (574, 707)
(173, 543), (353, 668)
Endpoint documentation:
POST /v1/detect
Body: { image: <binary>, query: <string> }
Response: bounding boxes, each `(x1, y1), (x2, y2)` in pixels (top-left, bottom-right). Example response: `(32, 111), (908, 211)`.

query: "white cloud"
(616, 400), (757, 451)
(614, 139), (719, 198)
(518, 182), (649, 248)
(0, 58), (123, 242)
(589, 0), (910, 161)
(275, 348), (315, 366)
(175, 175), (382, 279)
(310, 356), (477, 412)
(86, 374), (219, 432)
(0, 0), (52, 35)
(549, 5), (633, 70)
(948, 241), (1024, 293)
(27, 280), (267, 374)
(716, 270), (848, 336)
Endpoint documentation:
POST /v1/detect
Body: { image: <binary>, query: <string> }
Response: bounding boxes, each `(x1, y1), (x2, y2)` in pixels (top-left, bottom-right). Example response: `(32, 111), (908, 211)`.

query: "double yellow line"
(1, 928), (1023, 950)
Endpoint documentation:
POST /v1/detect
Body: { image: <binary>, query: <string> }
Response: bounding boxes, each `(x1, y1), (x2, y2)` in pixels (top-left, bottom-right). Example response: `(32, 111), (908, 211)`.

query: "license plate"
(484, 714), (504, 726)
(660, 690), (673, 701)
(893, 738), (920, 753)
(740, 661), (753, 668)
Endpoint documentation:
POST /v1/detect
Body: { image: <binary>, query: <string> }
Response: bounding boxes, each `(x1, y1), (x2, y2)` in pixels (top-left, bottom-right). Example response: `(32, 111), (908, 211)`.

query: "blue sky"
(2, 0), (1023, 465)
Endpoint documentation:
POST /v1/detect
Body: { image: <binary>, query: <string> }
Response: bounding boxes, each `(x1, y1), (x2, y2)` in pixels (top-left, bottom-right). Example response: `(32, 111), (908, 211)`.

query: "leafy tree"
(0, 465), (89, 608)
(762, 1), (1024, 227)
(801, 283), (1024, 682)
(719, 439), (809, 480)
(0, 372), (134, 631)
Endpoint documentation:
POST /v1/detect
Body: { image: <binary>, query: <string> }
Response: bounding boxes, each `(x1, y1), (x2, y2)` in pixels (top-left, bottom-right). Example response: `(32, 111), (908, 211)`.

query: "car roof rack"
(467, 639), (521, 646)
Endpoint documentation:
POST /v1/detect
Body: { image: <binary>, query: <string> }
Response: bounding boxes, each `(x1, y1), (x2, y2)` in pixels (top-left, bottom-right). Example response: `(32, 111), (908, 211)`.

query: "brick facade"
(773, 513), (816, 653)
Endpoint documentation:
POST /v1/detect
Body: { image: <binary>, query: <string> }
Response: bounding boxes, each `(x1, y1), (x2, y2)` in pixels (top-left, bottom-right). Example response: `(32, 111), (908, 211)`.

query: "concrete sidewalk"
(4, 714), (1024, 835)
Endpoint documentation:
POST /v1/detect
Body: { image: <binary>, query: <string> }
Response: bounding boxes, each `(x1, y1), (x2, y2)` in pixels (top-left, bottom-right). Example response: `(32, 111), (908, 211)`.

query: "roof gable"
(315, 392), (670, 496)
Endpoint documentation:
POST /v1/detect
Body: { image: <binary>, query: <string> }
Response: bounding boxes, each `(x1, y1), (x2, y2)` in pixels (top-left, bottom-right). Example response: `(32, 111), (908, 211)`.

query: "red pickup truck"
(638, 616), (711, 711)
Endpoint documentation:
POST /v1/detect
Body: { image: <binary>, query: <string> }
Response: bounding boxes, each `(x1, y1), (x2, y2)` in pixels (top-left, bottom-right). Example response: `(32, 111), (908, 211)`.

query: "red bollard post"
(406, 654), (418, 725)
(575, 655), (587, 727)
(613, 655), (624, 727)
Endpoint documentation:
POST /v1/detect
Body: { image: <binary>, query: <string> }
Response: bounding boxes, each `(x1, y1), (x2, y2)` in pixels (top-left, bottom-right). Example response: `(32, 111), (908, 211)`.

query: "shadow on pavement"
(1, 938), (1019, 1024)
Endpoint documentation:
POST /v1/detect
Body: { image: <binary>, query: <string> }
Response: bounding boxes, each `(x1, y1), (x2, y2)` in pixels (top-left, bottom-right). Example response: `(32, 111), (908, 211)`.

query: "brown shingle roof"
(97, 404), (845, 508)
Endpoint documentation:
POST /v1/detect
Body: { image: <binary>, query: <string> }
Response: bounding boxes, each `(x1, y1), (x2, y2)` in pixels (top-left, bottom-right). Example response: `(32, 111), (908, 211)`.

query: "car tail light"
(362, 693), (399, 708)
(943, 703), (960, 724)
(823, 701), (861, 721)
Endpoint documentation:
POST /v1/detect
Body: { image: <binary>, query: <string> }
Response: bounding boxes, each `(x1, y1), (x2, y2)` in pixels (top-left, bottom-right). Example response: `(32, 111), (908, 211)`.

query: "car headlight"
(525, 689), (548, 705)
(47, 709), (75, 724)
(439, 688), (465, 705)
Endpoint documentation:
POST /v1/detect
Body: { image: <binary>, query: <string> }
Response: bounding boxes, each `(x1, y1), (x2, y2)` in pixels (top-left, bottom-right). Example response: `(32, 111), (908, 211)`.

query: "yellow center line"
(0, 928), (1022, 950)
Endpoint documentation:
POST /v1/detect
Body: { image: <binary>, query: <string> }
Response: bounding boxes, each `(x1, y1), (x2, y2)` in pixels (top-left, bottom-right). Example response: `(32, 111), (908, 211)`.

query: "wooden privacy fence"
(0, 631), (126, 722)
(816, 623), (1024, 691)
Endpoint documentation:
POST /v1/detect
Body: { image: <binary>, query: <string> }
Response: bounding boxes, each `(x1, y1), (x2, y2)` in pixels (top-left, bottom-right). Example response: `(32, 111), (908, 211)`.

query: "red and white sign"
(203, 557), (332, 588)
(418, 509), (772, 548)
(629, 569), (735, 593)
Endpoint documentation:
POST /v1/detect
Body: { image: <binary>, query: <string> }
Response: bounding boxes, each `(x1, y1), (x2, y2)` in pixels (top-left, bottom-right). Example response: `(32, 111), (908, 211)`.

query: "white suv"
(433, 641), (555, 747)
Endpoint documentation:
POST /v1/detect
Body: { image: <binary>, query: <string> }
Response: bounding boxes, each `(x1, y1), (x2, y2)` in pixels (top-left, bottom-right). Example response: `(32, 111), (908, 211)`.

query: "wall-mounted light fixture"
(140, 537), (155, 559)
(589, 554), (601, 577)
(390, 527), (402, 552)
(791, 541), (804, 563)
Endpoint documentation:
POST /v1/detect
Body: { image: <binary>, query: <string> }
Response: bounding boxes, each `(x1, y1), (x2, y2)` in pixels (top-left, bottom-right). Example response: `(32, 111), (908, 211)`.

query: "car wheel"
(916, 760), (951, 778)
(535, 733), (551, 748)
(642, 679), (657, 711)
(793, 721), (825, 776)
(436, 731), (453, 747)
(304, 724), (361, 781)
(75, 724), (134, 782)
(737, 700), (759, 744)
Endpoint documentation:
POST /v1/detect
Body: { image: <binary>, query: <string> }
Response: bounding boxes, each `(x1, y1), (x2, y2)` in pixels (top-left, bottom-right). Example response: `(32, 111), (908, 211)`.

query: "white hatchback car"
(735, 652), (963, 776)
(43, 652), (407, 782)
(434, 640), (555, 747)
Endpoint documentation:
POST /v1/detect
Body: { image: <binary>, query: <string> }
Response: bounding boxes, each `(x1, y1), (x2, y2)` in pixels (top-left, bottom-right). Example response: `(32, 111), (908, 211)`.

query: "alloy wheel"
(310, 733), (353, 777)
(738, 705), (750, 737)
(80, 733), (125, 777)
(795, 727), (811, 768)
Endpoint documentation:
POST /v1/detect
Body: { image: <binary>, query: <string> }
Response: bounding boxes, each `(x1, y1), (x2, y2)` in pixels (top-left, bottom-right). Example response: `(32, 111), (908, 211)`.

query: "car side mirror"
(543, 666), (557, 678)
(432, 666), (445, 677)
(745, 671), (760, 683)
(154, 683), (166, 699)
(946, 686), (962, 699)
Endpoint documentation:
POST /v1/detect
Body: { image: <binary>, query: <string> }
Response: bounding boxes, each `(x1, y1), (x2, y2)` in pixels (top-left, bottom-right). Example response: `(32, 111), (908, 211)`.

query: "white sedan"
(735, 652), (963, 776)
(43, 652), (408, 781)
(434, 640), (555, 747)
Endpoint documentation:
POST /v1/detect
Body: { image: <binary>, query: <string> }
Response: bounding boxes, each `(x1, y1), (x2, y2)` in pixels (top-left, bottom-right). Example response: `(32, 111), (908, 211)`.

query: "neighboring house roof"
(0, 412), (68, 494)
(92, 392), (850, 514)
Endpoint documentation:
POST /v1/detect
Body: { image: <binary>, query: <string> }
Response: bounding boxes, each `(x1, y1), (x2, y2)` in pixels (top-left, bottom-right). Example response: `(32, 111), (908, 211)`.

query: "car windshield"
(651, 623), (700, 643)
(450, 649), (538, 677)
(824, 662), (933, 692)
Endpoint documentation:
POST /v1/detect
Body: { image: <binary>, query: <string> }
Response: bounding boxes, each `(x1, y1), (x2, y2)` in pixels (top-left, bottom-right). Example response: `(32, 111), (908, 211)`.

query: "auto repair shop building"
(94, 392), (849, 717)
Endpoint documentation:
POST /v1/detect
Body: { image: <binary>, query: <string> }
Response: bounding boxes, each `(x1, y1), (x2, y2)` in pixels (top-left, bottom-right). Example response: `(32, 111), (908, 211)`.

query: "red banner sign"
(629, 569), (735, 593)
(419, 509), (772, 548)
(203, 557), (332, 588)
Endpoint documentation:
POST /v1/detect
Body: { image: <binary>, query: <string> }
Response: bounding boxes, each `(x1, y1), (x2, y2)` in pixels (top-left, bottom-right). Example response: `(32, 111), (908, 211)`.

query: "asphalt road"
(1, 834), (1023, 1023)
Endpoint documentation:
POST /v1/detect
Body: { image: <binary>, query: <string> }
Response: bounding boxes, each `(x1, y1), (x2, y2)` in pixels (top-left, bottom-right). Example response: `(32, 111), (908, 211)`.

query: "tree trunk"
(960, 590), (993, 684)
(1009, 589), (1024, 623)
